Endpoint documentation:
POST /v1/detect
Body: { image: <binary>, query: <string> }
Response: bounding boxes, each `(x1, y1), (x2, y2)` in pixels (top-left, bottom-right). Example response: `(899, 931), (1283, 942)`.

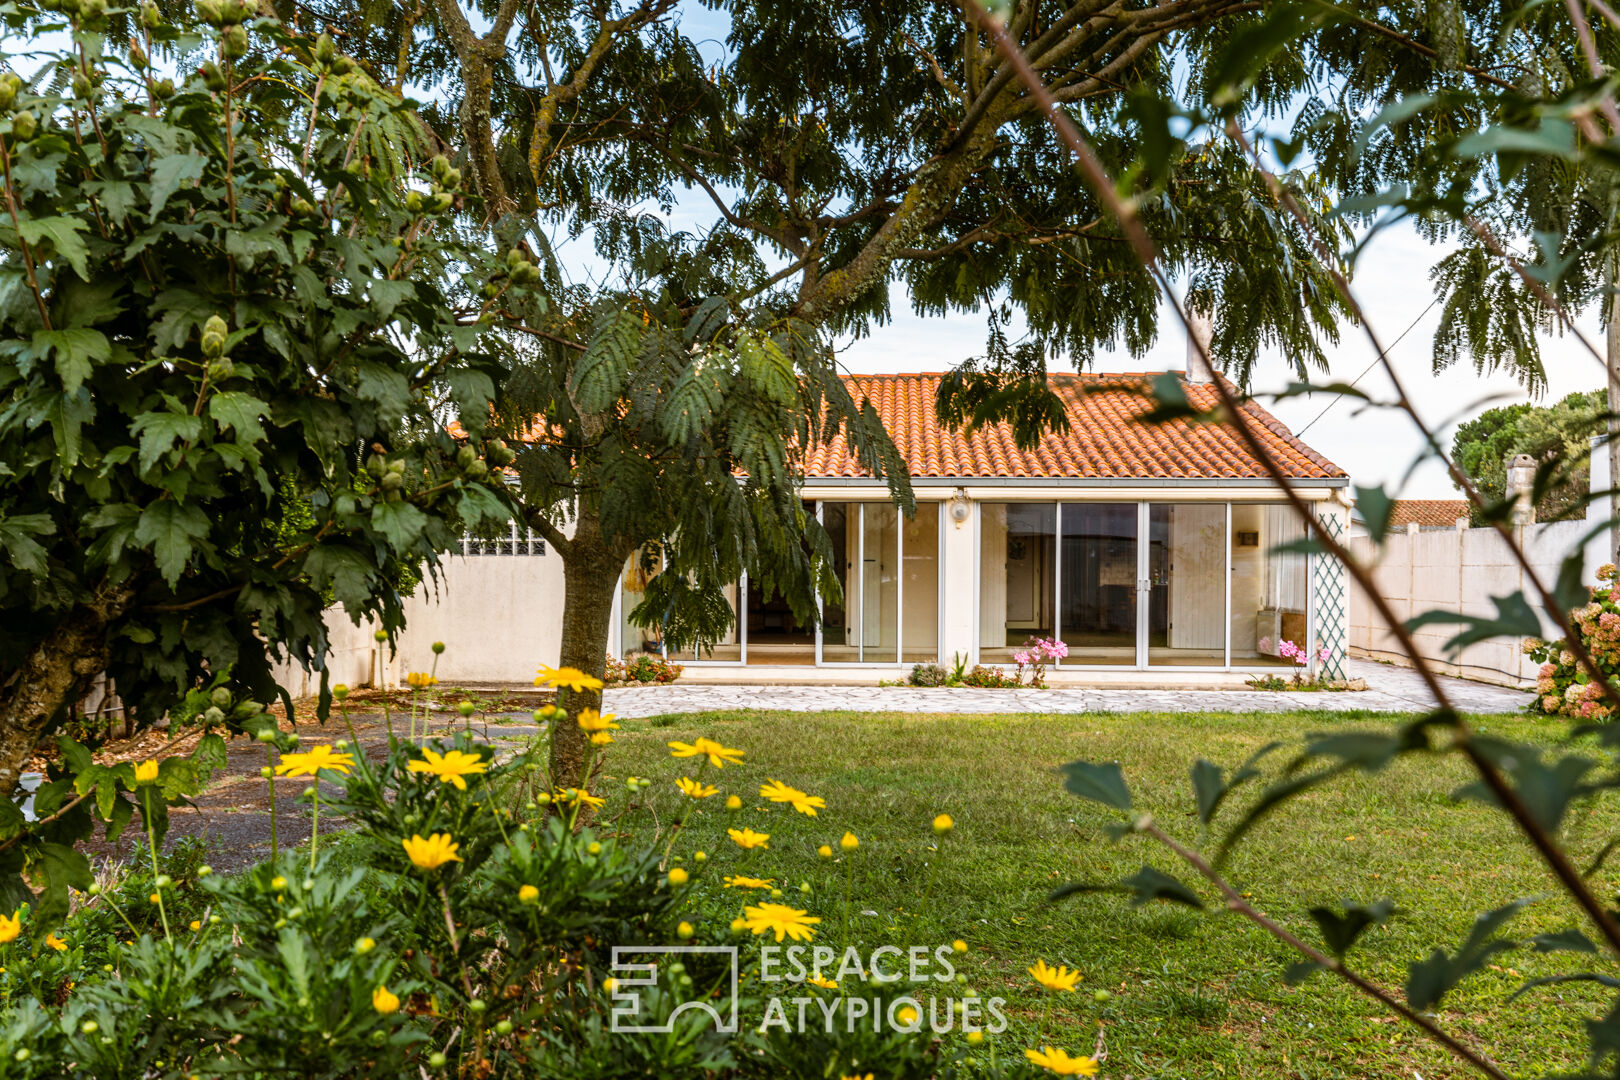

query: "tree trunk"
(0, 587), (132, 797)
(1609, 273), (1620, 565)
(550, 510), (630, 793)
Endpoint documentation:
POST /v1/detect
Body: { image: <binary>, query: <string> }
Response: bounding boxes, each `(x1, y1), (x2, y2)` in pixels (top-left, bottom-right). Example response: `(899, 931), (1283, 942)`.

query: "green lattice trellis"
(1312, 511), (1348, 680)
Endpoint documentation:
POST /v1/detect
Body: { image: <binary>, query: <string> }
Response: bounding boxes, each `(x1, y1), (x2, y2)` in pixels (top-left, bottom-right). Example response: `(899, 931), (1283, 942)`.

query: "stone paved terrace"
(600, 659), (1532, 718)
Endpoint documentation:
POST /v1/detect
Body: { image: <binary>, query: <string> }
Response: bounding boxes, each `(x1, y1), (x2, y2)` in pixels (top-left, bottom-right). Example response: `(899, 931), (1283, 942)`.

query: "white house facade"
(288, 369), (1352, 691)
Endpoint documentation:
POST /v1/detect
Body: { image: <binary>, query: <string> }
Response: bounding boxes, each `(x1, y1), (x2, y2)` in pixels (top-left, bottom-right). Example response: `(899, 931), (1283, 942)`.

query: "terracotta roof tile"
(806, 372), (1345, 481)
(1386, 499), (1470, 528)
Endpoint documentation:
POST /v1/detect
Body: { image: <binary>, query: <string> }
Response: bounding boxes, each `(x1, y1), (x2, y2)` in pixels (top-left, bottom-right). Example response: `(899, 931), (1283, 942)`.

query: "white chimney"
(1185, 311), (1216, 384)
(1507, 453), (1536, 525)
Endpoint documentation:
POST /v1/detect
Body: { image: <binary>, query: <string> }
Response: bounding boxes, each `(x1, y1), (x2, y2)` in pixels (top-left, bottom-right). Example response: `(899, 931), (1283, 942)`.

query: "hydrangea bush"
(1524, 564), (1620, 720)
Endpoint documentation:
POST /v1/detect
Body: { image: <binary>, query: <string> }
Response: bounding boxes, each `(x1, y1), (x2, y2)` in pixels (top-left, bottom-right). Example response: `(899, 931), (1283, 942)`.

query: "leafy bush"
(605, 653), (684, 687)
(908, 663), (948, 687)
(960, 665), (1020, 688)
(0, 0), (521, 778)
(1525, 564), (1620, 719)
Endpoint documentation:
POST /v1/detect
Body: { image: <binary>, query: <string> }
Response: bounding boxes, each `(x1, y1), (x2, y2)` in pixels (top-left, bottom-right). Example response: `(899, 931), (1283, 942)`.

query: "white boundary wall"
(1349, 447), (1614, 687)
(271, 539), (564, 695)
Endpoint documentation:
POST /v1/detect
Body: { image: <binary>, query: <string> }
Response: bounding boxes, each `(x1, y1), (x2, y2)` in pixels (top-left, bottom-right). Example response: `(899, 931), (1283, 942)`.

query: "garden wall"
(271, 528), (564, 694)
(1348, 516), (1611, 688)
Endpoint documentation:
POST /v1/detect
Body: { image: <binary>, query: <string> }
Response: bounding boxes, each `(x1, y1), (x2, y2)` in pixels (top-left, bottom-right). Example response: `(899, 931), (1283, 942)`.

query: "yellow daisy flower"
(407, 748), (488, 790)
(667, 737), (745, 768)
(44, 934), (66, 952)
(722, 875), (776, 890)
(133, 759), (160, 784)
(274, 745), (356, 778)
(759, 778), (825, 816)
(676, 777), (718, 799)
(727, 827), (770, 850)
(535, 665), (604, 692)
(402, 833), (462, 872)
(555, 787), (606, 809)
(741, 902), (820, 943)
(576, 709), (619, 733)
(1029, 958), (1081, 992)
(1024, 1046), (1099, 1076)
(589, 732), (614, 746)
(808, 975), (838, 989)
(405, 672), (438, 689)
(373, 985), (401, 1014)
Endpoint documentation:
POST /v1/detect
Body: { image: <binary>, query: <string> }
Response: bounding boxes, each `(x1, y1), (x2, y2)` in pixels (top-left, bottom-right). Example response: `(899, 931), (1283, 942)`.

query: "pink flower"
(1258, 637), (1273, 652)
(1543, 695), (1562, 711)
(1012, 651), (1031, 666)
(1317, 647), (1330, 662)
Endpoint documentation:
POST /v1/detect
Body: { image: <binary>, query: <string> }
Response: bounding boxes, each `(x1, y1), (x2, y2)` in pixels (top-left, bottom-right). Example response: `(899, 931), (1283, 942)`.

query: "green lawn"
(597, 707), (1617, 1079)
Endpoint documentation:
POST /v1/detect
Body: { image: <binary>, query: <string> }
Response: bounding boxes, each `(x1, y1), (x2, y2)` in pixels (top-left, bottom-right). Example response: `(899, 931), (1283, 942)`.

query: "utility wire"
(1295, 297), (1441, 436)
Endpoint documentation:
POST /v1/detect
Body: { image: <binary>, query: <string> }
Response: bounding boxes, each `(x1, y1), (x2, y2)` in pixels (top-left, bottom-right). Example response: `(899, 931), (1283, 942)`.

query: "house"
(614, 370), (1350, 681)
(294, 364), (1352, 690)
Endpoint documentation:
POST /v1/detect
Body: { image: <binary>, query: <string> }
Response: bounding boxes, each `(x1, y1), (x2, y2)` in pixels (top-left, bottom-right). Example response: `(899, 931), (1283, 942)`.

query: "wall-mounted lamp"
(949, 488), (971, 527)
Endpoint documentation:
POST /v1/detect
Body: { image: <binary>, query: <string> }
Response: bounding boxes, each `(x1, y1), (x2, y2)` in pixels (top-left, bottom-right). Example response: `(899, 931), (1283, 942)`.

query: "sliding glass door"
(1146, 503), (1227, 667)
(817, 502), (939, 665)
(1057, 504), (1138, 666)
(979, 500), (1312, 670)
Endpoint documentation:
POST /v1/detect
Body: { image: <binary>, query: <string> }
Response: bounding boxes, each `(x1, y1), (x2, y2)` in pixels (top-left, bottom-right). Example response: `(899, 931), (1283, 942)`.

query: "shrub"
(960, 664), (1020, 688)
(604, 653), (684, 686)
(908, 662), (948, 687)
(1525, 563), (1620, 719)
(0, 654), (1061, 1078)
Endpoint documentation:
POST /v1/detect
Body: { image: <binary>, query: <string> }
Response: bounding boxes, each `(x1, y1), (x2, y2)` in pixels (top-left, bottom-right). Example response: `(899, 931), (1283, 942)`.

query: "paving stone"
(599, 659), (1532, 719)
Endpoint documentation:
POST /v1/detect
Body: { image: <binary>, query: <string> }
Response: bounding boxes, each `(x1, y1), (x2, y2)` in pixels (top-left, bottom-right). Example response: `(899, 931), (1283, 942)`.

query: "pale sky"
(822, 221), (1607, 499)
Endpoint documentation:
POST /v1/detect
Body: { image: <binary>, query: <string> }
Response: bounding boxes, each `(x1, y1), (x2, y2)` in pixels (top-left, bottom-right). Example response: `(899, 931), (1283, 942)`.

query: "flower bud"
(457, 701), (476, 718)
(677, 921), (694, 940)
(355, 936), (375, 954)
(10, 111), (37, 141)
(427, 1052), (446, 1068)
(431, 641), (446, 654)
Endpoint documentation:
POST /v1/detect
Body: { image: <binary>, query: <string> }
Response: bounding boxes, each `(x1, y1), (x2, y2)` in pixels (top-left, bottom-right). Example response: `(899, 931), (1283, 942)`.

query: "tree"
(0, 3), (521, 795)
(274, 0), (1614, 786)
(1452, 390), (1607, 523)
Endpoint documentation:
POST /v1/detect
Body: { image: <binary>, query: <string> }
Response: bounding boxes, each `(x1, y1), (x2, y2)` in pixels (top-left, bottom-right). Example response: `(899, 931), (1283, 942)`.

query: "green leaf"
(1120, 865), (1204, 908)
(0, 512), (55, 575)
(1406, 900), (1525, 1011)
(33, 842), (92, 925)
(1048, 864), (1204, 909)
(303, 545), (376, 610)
(570, 307), (642, 412)
(684, 296), (731, 343)
(1354, 483), (1396, 543)
(1060, 760), (1132, 811)
(738, 333), (796, 406)
(371, 500), (428, 551)
(1191, 759), (1225, 824)
(130, 409), (203, 472)
(30, 328), (109, 393)
(148, 151), (207, 219)
(17, 216), (90, 279)
(1530, 928), (1598, 955)
(133, 500), (210, 586)
(208, 391), (269, 444)
(1405, 591), (1543, 651)
(1308, 899), (1394, 957)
